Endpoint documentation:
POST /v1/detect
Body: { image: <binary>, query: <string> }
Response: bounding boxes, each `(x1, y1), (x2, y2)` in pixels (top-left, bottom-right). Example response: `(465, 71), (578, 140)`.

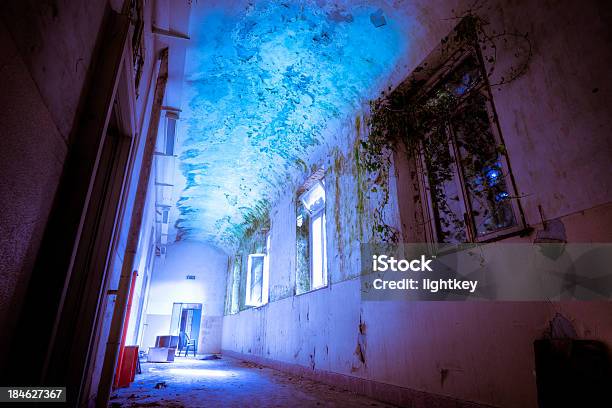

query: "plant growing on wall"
(360, 12), (531, 242)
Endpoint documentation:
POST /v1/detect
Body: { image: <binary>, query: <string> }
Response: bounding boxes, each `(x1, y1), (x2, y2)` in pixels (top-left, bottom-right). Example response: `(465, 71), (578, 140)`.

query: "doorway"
(170, 303), (202, 350)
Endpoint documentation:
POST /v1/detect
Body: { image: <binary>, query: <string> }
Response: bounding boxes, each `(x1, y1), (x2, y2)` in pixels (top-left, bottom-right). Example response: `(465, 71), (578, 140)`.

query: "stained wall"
(221, 1), (612, 407)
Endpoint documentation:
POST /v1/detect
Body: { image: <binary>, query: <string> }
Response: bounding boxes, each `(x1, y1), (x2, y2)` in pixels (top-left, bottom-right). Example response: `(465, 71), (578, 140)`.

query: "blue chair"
(178, 331), (197, 357)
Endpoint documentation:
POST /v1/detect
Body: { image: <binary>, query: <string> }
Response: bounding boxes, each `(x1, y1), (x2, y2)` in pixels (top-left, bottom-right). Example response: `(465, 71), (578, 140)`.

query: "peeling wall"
(175, 0), (418, 248)
(222, 1), (612, 407)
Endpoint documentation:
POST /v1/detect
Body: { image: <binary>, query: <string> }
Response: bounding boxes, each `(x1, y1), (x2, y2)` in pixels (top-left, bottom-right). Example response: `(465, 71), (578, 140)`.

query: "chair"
(178, 331), (197, 357)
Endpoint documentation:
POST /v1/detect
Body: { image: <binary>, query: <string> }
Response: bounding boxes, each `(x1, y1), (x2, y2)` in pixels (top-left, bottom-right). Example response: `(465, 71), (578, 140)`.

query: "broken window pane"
(419, 54), (518, 242)
(443, 56), (481, 97)
(423, 126), (468, 243)
(452, 94), (517, 237)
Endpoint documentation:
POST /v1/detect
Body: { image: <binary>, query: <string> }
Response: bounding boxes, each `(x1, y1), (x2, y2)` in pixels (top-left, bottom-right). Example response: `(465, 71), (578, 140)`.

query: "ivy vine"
(359, 12), (532, 243)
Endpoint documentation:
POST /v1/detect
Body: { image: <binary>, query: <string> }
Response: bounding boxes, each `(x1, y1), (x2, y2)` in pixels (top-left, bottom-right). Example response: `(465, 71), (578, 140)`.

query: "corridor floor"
(109, 355), (396, 407)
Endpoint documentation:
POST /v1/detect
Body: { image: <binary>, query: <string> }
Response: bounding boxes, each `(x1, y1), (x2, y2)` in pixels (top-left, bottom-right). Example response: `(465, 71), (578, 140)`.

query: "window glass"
(296, 177), (327, 293)
(452, 95), (516, 237)
(420, 54), (518, 242)
(296, 203), (311, 294)
(311, 212), (327, 289)
(246, 254), (265, 306)
(229, 257), (241, 313)
(423, 127), (468, 243)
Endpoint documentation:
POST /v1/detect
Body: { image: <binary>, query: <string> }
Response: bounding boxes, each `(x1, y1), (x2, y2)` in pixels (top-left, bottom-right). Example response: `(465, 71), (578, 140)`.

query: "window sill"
(476, 226), (533, 243)
(231, 283), (334, 316)
(245, 302), (269, 311)
(295, 284), (329, 297)
(425, 226), (533, 257)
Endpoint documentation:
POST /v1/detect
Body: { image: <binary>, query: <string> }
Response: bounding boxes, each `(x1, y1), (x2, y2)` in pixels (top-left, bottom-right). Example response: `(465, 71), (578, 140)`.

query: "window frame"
(295, 173), (328, 294)
(245, 233), (270, 307)
(414, 49), (525, 243)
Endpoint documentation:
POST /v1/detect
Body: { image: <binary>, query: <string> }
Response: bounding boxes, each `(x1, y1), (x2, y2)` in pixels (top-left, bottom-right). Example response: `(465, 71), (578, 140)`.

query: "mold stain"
(332, 148), (345, 270)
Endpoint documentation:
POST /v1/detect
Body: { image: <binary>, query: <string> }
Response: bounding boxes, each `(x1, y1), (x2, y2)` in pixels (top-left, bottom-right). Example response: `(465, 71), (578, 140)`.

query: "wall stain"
(175, 2), (408, 250)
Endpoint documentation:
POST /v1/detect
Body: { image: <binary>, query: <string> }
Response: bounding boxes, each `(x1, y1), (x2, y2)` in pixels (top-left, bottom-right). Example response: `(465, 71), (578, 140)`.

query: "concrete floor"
(109, 355), (396, 408)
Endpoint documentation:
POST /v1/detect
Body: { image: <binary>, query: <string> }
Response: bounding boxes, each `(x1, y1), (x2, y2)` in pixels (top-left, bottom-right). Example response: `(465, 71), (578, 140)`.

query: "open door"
(170, 303), (202, 350)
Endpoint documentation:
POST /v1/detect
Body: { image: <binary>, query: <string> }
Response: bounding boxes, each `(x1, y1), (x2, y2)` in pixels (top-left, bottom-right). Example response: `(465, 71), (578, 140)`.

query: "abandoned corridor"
(1, 0), (612, 407)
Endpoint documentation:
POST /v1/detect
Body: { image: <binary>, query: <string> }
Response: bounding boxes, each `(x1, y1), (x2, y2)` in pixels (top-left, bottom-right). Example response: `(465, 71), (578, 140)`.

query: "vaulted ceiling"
(175, 0), (414, 250)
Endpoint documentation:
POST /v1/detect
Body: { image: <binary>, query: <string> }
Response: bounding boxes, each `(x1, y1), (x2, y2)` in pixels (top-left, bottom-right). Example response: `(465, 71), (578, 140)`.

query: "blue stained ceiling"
(176, 0), (411, 250)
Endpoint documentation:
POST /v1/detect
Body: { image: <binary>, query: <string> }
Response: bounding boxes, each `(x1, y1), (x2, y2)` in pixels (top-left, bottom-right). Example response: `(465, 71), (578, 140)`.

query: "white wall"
(141, 241), (228, 354)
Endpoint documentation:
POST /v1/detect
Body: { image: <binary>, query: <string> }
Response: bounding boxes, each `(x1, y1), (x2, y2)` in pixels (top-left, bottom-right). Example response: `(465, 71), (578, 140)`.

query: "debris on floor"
(240, 360), (262, 369)
(200, 354), (221, 360)
(110, 356), (396, 407)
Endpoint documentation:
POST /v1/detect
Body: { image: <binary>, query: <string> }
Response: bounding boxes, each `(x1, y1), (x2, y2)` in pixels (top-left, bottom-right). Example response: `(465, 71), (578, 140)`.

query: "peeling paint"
(175, 0), (411, 249)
